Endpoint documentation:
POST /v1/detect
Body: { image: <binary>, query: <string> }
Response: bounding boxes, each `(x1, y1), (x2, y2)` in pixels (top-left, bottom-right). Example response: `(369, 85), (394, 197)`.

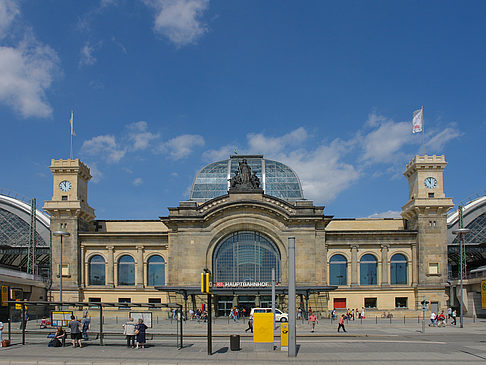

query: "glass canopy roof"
(190, 155), (304, 203)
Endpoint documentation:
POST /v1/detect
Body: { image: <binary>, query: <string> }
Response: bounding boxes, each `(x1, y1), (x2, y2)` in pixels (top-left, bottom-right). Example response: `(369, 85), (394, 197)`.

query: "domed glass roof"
(190, 155), (304, 203)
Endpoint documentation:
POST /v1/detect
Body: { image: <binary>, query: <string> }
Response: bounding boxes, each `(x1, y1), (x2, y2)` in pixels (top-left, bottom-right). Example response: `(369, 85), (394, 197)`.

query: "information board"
(51, 311), (73, 327)
(129, 312), (153, 328)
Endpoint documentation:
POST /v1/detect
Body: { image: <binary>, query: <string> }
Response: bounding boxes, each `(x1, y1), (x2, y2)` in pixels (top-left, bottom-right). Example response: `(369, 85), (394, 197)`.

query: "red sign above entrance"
(216, 282), (269, 288)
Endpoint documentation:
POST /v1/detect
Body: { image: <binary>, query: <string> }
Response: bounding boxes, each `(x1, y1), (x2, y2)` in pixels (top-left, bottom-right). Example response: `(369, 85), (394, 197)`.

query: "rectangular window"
(428, 263), (439, 275)
(333, 298), (346, 309)
(62, 195), (68, 200)
(148, 298), (161, 304)
(364, 298), (377, 308)
(60, 264), (69, 276)
(88, 297), (101, 303)
(428, 192), (434, 198)
(118, 298), (131, 308)
(395, 297), (408, 308)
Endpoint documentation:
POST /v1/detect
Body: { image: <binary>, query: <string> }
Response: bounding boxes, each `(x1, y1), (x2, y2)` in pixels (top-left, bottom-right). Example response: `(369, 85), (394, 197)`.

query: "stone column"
(381, 244), (389, 287)
(411, 244), (418, 286)
(106, 246), (114, 288)
(233, 295), (238, 307)
(351, 245), (358, 287)
(322, 243), (328, 285)
(136, 245), (144, 288)
(81, 245), (86, 288)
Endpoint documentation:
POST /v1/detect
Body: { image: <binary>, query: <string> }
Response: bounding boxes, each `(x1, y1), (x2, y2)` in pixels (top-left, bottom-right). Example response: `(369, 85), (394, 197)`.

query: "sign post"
(288, 237), (296, 357)
(201, 271), (212, 355)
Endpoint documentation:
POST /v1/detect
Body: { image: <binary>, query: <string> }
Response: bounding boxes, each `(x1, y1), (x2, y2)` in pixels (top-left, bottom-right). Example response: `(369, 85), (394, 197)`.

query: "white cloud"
(202, 144), (234, 162)
(0, 0), (19, 39)
(158, 134), (205, 159)
(81, 135), (126, 163)
(132, 177), (143, 186)
(247, 127), (308, 155)
(0, 37), (60, 118)
(79, 42), (97, 66)
(244, 128), (360, 203)
(360, 113), (413, 164)
(0, 2), (60, 119)
(88, 162), (103, 183)
(144, 0), (209, 47)
(127, 121), (160, 151)
(366, 210), (402, 219)
(426, 126), (462, 153)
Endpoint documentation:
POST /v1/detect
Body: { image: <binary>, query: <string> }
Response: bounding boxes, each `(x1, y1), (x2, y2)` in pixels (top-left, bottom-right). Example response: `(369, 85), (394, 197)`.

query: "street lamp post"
(452, 227), (471, 328)
(52, 231), (70, 304)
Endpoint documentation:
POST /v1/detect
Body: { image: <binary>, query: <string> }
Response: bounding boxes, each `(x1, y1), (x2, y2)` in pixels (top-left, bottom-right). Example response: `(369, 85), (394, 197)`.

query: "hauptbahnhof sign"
(215, 282), (269, 288)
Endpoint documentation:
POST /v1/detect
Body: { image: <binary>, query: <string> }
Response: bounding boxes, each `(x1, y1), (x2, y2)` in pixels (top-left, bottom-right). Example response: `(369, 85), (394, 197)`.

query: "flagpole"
(421, 106), (425, 155)
(70, 110), (73, 160)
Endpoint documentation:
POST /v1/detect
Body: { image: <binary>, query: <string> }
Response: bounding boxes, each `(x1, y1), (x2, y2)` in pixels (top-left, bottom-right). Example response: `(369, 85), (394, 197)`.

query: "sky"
(1, 0), (485, 220)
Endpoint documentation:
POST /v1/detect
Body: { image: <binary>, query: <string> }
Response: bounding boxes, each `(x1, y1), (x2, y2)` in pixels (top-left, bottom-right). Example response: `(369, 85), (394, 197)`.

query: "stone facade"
(44, 155), (453, 316)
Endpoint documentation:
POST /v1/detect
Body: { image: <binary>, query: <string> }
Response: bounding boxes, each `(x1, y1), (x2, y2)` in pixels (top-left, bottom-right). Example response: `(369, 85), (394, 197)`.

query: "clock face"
(59, 180), (72, 192)
(424, 177), (437, 189)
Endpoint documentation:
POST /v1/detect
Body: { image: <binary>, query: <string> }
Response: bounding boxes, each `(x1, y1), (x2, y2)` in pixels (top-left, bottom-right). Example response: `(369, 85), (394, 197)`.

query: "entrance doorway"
(237, 296), (255, 318)
(216, 296), (234, 317)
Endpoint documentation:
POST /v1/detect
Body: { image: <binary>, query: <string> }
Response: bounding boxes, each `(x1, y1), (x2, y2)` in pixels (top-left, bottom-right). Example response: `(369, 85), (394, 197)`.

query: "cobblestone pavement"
(1, 318), (485, 364)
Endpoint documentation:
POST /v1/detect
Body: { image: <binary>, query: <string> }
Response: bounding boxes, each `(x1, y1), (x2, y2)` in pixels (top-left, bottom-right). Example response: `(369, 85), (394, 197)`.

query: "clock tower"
(401, 155), (453, 309)
(43, 159), (95, 301)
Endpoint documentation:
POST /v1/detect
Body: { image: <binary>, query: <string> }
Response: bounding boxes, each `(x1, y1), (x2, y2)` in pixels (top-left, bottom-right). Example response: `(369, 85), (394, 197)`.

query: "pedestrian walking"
(297, 307), (303, 320)
(245, 316), (253, 333)
(19, 311), (29, 330)
(337, 314), (346, 332)
(429, 312), (437, 326)
(0, 320), (3, 342)
(135, 318), (148, 349)
(81, 314), (90, 340)
(309, 312), (318, 332)
(67, 315), (82, 348)
(331, 309), (336, 320)
(361, 307), (365, 319)
(123, 317), (137, 348)
(447, 307), (452, 322)
(437, 311), (446, 327)
(452, 309), (457, 325)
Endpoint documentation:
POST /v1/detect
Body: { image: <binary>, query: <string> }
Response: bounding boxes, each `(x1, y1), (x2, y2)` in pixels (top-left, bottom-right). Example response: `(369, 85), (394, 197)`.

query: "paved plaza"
(1, 317), (486, 364)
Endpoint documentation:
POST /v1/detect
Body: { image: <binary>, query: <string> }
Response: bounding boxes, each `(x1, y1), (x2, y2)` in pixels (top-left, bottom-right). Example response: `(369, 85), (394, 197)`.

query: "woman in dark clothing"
(53, 326), (66, 347)
(135, 318), (148, 349)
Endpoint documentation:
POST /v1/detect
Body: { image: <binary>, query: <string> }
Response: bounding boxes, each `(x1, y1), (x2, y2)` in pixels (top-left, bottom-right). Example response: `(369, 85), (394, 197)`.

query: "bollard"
(389, 317), (392, 325)
(116, 316), (118, 324)
(473, 315), (476, 323)
(403, 316), (405, 324)
(418, 315), (420, 324)
(360, 317), (362, 325)
(157, 316), (159, 324)
(375, 316), (377, 324)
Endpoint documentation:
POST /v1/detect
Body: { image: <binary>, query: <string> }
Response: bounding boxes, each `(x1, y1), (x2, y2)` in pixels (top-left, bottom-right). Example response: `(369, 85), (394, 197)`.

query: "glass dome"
(190, 155), (304, 203)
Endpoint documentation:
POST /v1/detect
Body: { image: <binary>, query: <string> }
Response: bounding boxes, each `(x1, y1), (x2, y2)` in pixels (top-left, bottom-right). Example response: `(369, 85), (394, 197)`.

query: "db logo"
(216, 282), (223, 288)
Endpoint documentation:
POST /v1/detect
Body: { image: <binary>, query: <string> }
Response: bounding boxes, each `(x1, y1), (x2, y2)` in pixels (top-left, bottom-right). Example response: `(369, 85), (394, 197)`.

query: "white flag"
(70, 111), (76, 136)
(412, 107), (423, 134)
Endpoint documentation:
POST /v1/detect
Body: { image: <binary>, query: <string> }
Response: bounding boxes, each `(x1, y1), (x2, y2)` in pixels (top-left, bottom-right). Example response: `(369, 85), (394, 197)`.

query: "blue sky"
(1, 0), (485, 220)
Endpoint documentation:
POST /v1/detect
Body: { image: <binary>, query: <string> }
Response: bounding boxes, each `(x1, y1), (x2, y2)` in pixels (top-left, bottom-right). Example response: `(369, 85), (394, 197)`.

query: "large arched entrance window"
(147, 255), (166, 286)
(390, 253), (408, 285)
(88, 255), (105, 285)
(118, 255), (135, 286)
(360, 254), (377, 285)
(329, 254), (347, 285)
(213, 231), (280, 282)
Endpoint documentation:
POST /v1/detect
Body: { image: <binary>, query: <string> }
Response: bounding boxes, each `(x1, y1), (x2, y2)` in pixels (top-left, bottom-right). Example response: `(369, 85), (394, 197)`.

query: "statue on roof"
(229, 159), (262, 192)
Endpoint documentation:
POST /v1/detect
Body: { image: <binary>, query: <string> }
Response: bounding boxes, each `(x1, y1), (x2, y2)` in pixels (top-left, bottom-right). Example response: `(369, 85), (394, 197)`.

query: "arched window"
(360, 254), (377, 285)
(390, 254), (408, 285)
(88, 255), (105, 285)
(213, 231), (280, 282)
(329, 254), (347, 285)
(118, 255), (135, 286)
(147, 255), (166, 286)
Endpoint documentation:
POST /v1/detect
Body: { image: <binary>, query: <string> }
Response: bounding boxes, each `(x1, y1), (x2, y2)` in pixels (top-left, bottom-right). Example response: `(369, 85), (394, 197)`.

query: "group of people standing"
(122, 317), (148, 349)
